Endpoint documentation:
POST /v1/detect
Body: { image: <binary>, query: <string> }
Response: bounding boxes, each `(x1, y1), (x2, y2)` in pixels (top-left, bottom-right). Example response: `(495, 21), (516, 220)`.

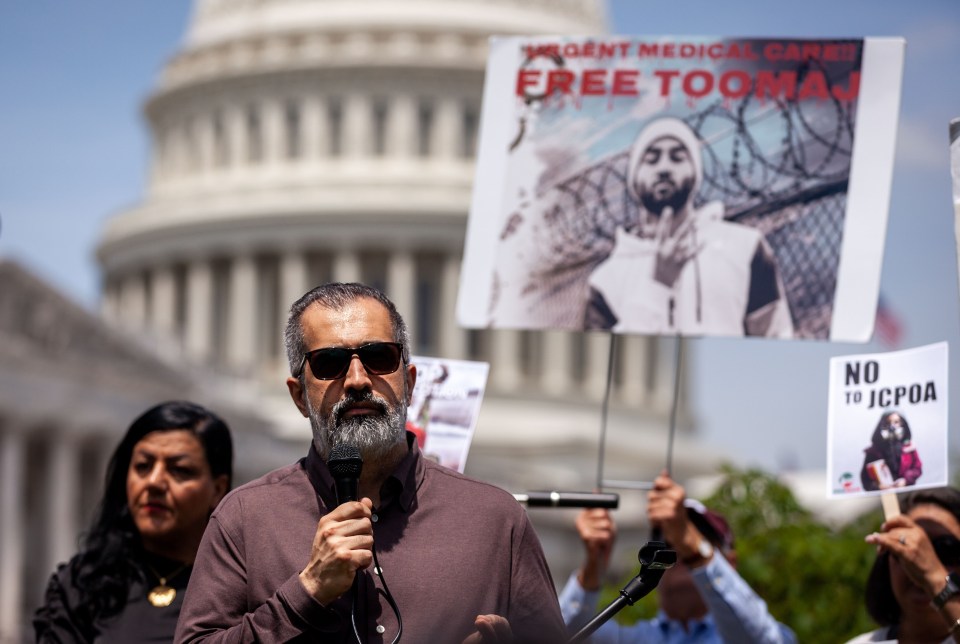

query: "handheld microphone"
(327, 443), (367, 643)
(513, 491), (619, 509)
(328, 444), (363, 505)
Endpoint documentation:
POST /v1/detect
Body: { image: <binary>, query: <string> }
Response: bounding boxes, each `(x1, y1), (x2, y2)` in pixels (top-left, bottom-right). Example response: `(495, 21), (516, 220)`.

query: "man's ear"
(286, 376), (309, 417)
(405, 363), (417, 405)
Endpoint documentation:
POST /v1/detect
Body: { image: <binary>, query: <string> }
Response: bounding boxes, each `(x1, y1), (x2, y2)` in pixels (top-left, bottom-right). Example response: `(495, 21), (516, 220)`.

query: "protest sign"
(951, 117), (960, 291)
(408, 356), (489, 473)
(827, 342), (948, 498)
(460, 36), (904, 340)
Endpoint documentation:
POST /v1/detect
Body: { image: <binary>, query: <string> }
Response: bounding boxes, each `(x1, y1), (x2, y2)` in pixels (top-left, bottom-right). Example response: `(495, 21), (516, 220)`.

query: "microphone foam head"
(328, 443), (363, 477)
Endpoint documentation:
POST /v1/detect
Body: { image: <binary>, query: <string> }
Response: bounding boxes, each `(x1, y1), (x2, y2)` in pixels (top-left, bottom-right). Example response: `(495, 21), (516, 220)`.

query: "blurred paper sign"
(950, 117), (960, 299)
(407, 356), (489, 473)
(827, 342), (948, 498)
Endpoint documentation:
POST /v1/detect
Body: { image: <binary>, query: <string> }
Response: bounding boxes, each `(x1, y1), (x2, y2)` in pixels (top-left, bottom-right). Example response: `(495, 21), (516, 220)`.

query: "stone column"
(279, 251), (309, 364)
(541, 330), (574, 396)
(180, 118), (194, 176)
(0, 427), (25, 644)
(46, 433), (80, 578)
(344, 94), (371, 158)
(263, 98), (283, 165)
(388, 93), (416, 158)
(149, 265), (177, 341)
(90, 435), (114, 504)
(185, 259), (213, 363)
(653, 337), (678, 412)
(120, 273), (147, 330)
(583, 332), (612, 400)
(198, 109), (214, 173)
(434, 96), (460, 160)
(302, 94), (323, 160)
(228, 104), (246, 171)
(491, 330), (522, 391)
(387, 250), (417, 347)
(227, 254), (257, 373)
(439, 253), (466, 360)
(333, 250), (361, 284)
(617, 335), (649, 406)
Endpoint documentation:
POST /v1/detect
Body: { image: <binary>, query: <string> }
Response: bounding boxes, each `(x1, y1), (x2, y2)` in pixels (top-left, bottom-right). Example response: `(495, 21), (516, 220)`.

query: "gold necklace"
(146, 562), (190, 608)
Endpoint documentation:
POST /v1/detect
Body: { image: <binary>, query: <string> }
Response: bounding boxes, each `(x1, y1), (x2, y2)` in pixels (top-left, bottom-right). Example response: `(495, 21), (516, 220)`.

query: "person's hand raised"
(653, 207), (702, 288)
(575, 508), (617, 590)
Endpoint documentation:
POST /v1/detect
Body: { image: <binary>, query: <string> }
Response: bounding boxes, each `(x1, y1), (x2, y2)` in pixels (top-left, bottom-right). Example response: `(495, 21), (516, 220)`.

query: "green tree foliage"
(597, 465), (882, 643)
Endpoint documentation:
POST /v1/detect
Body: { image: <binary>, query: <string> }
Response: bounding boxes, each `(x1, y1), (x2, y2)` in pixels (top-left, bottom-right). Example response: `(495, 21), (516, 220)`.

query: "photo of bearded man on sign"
(585, 117), (794, 337)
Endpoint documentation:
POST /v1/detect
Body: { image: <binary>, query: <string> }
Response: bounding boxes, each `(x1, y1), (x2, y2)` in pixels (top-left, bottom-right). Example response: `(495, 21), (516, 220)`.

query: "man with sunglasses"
(560, 471), (796, 643)
(177, 283), (564, 644)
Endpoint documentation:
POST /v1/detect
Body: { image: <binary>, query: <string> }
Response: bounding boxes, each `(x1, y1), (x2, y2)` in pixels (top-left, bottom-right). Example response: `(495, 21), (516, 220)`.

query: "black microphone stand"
(567, 541), (677, 644)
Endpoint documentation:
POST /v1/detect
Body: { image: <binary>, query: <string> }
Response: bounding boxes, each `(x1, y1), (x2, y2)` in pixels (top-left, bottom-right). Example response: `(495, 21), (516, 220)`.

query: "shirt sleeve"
(507, 513), (568, 644)
(34, 565), (93, 644)
(901, 445), (922, 485)
(174, 514), (342, 643)
(689, 554), (797, 644)
(558, 573), (665, 644)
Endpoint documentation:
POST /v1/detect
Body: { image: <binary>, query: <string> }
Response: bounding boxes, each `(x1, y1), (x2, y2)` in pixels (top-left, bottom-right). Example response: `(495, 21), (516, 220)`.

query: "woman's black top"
(34, 551), (192, 643)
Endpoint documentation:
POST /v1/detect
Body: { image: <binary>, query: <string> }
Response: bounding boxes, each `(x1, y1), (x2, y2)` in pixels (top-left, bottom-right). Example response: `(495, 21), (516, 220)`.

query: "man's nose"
(343, 354), (372, 392)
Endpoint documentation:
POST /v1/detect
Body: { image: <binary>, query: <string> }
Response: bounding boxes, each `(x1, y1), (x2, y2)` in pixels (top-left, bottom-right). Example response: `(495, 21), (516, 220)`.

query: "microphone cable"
(350, 578), (363, 644)
(373, 540), (403, 644)
(348, 531), (403, 644)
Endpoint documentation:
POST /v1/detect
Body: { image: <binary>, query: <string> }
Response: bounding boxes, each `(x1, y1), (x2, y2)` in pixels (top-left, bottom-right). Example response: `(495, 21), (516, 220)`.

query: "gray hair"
(283, 282), (411, 378)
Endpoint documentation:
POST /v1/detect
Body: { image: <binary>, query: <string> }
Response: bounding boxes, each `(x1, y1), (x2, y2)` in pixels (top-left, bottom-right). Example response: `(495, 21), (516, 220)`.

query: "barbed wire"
(519, 59), (857, 338)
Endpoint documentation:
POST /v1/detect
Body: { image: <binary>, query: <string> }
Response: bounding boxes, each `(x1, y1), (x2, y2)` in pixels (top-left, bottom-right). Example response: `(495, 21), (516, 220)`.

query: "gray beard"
(308, 390), (407, 462)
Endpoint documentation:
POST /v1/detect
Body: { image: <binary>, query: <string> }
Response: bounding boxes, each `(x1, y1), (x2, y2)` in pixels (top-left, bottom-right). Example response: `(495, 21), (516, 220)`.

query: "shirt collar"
(653, 610), (714, 637)
(389, 431), (422, 512)
(304, 431), (423, 513)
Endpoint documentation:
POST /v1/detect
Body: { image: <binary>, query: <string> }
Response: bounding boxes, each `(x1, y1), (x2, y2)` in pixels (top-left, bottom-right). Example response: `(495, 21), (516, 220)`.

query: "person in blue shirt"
(559, 471), (797, 643)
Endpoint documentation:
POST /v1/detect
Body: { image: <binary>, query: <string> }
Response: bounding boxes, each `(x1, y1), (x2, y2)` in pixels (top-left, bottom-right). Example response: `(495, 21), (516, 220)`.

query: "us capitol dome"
(96, 0), (713, 583)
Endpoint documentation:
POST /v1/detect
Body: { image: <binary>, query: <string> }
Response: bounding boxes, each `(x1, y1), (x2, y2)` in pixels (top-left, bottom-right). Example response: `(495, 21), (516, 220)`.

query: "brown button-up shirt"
(175, 436), (565, 643)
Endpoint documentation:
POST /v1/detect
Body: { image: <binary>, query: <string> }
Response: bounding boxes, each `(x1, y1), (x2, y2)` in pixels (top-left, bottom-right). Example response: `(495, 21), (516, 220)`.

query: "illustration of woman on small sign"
(859, 410), (923, 491)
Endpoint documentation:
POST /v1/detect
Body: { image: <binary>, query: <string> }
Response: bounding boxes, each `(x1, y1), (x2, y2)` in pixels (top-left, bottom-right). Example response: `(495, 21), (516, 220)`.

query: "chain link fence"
(524, 67), (856, 338)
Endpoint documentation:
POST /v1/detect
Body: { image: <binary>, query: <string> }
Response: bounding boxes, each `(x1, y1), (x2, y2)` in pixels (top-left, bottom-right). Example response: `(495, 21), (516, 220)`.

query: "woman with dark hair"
(846, 488), (960, 643)
(34, 401), (232, 643)
(861, 411), (923, 491)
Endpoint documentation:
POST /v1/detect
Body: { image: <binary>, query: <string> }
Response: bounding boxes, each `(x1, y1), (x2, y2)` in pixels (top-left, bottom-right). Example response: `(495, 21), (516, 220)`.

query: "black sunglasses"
(298, 342), (404, 380)
(933, 535), (960, 567)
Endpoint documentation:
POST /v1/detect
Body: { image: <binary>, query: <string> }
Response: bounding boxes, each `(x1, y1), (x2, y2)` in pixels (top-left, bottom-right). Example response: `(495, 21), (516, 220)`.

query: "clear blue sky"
(1, 1), (958, 471)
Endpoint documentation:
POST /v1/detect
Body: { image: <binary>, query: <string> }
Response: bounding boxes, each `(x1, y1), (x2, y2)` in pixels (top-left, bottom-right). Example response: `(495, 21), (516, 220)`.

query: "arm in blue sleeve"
(558, 572), (600, 633)
(689, 554), (797, 644)
(558, 573), (666, 644)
